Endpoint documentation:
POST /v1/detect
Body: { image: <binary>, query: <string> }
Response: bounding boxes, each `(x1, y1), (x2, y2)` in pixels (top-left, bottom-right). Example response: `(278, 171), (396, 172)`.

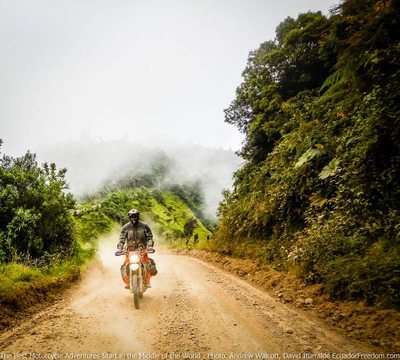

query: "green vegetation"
(0, 143), (90, 299)
(96, 149), (217, 232)
(215, 0), (400, 308)
(82, 187), (212, 248)
(0, 143), (75, 263)
(0, 142), (212, 301)
(81, 148), (215, 246)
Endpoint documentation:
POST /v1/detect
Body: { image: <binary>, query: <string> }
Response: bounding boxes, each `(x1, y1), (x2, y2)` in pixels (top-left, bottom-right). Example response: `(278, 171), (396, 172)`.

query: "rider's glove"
(147, 240), (154, 248)
(117, 243), (123, 251)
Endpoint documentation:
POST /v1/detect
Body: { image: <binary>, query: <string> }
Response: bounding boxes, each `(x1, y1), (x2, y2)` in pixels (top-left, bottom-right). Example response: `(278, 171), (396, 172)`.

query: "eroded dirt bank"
(178, 249), (400, 352)
(0, 234), (388, 355)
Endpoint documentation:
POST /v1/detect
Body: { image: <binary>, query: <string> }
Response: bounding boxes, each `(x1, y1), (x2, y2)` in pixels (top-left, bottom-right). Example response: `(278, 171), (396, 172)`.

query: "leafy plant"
(216, 0), (400, 308)
(0, 143), (76, 262)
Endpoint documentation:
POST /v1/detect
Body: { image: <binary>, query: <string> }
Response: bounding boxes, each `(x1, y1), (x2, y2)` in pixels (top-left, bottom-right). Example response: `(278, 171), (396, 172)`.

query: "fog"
(36, 140), (242, 218)
(1, 0), (338, 156)
(0, 0), (339, 216)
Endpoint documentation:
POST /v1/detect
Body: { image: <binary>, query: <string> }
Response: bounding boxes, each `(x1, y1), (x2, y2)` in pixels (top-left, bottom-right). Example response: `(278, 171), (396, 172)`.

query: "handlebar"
(114, 247), (155, 256)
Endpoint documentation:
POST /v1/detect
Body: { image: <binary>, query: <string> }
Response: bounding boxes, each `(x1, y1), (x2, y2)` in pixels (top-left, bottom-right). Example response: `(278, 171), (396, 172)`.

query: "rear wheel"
(131, 273), (139, 309)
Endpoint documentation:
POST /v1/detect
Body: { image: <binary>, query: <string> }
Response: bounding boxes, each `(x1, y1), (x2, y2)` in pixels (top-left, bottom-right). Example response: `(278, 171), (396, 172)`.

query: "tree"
(183, 218), (198, 239)
(224, 12), (332, 162)
(0, 142), (76, 262)
(217, 2), (400, 307)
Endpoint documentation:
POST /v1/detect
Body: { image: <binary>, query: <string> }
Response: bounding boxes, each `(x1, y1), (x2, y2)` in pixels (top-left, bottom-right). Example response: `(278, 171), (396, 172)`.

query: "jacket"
(118, 221), (153, 249)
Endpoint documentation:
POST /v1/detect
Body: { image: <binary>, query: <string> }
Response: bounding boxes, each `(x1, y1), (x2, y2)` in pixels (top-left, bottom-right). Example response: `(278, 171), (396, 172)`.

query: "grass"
(0, 263), (44, 296)
(0, 261), (77, 300)
(145, 191), (213, 246)
(0, 188), (213, 303)
(0, 221), (117, 301)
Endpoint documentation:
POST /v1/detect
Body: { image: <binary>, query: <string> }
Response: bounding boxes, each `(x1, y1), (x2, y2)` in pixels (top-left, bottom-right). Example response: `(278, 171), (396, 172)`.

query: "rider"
(117, 209), (154, 289)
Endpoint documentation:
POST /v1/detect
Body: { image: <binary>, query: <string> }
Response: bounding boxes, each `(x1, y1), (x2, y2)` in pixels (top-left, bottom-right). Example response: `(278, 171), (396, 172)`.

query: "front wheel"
(131, 273), (139, 309)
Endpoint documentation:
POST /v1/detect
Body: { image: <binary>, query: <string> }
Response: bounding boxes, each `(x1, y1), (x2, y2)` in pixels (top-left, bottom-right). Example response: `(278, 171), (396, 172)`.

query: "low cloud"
(36, 140), (242, 218)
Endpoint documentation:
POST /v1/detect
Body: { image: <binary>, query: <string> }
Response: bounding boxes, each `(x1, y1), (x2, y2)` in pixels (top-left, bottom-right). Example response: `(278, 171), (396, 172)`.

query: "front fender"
(129, 263), (140, 272)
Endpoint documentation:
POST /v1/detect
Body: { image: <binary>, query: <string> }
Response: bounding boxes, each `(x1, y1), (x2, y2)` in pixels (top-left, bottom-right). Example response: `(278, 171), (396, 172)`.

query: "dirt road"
(0, 233), (376, 355)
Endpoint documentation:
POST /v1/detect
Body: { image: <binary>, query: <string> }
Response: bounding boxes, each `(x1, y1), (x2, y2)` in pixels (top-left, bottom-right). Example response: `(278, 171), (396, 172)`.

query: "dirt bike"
(115, 244), (155, 309)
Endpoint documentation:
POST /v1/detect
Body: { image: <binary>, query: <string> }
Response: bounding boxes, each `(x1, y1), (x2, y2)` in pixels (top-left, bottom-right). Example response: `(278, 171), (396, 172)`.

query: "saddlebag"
(149, 258), (158, 276)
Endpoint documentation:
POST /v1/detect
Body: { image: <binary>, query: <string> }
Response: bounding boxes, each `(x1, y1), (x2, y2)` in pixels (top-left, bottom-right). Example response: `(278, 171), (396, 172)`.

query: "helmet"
(128, 209), (140, 220)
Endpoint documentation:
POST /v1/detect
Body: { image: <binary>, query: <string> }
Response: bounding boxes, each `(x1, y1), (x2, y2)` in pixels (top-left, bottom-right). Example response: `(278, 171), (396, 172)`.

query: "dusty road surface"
(0, 233), (376, 355)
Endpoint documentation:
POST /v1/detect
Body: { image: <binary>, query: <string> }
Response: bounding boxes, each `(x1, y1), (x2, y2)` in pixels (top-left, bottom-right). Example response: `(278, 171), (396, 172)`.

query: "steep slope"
(215, 0), (400, 308)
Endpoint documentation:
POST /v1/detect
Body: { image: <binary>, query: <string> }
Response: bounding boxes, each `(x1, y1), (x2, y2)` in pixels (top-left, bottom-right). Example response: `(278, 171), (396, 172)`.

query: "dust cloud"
(98, 229), (121, 270)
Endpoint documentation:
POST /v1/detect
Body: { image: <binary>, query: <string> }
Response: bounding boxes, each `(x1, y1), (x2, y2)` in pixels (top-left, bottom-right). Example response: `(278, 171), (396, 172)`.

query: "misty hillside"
(77, 187), (212, 247)
(0, 143), (212, 311)
(36, 140), (241, 218)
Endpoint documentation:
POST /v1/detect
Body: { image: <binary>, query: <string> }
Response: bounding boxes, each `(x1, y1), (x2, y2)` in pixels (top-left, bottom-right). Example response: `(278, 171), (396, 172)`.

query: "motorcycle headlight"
(129, 253), (139, 263)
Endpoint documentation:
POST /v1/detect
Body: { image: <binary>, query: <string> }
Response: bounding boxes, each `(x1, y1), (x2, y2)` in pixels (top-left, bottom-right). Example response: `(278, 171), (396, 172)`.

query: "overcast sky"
(0, 0), (339, 157)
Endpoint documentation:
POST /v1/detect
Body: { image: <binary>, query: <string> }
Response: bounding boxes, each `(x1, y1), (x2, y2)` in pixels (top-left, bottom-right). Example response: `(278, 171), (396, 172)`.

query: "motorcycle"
(115, 244), (155, 309)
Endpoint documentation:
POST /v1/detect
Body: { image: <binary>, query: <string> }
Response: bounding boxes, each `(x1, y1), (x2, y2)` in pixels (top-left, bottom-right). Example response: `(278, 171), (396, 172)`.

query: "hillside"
(36, 141), (241, 218)
(77, 186), (213, 249)
(214, 0), (400, 308)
